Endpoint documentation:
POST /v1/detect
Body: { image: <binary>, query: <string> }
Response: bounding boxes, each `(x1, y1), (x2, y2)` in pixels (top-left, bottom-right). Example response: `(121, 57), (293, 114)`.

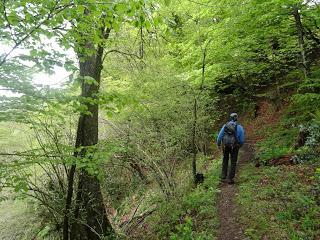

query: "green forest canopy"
(0, 0), (319, 239)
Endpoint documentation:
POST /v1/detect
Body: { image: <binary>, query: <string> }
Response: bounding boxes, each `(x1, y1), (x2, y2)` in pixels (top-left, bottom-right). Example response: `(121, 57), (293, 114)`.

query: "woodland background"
(0, 0), (319, 239)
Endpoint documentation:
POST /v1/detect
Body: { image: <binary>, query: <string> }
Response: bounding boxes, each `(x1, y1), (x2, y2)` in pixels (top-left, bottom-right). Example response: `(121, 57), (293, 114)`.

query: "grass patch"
(255, 122), (298, 163)
(237, 162), (320, 240)
(0, 199), (40, 239)
(0, 195), (61, 240)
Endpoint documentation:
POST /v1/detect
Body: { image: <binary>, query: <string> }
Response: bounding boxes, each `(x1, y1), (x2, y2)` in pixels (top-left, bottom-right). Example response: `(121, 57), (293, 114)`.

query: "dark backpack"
(222, 122), (238, 147)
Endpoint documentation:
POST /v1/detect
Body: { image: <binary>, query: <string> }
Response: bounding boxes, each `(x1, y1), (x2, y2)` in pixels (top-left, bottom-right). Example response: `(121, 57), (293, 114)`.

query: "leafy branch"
(0, 0), (74, 66)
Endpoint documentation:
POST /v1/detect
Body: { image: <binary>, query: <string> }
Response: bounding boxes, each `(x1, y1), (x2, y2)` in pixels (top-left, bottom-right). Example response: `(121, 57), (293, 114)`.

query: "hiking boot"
(228, 179), (235, 184)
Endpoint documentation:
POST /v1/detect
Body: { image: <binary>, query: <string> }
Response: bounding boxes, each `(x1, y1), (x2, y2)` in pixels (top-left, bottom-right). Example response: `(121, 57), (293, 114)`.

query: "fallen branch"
(123, 207), (157, 234)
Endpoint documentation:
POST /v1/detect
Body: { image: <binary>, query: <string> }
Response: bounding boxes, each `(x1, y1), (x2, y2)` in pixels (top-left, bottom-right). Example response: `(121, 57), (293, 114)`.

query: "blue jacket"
(217, 121), (245, 147)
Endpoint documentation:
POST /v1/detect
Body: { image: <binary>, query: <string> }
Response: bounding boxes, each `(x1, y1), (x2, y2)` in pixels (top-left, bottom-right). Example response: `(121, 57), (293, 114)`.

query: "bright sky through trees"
(0, 42), (74, 96)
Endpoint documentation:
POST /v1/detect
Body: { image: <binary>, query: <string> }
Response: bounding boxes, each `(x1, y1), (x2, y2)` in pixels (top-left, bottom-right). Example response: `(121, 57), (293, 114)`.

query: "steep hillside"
(237, 98), (320, 240)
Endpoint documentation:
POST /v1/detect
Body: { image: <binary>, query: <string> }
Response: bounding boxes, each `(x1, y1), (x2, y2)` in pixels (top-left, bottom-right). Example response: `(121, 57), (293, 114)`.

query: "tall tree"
(0, 0), (154, 239)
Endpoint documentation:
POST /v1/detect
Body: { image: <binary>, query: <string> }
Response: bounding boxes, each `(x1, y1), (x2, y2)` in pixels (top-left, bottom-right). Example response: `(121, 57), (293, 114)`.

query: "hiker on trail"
(217, 113), (245, 184)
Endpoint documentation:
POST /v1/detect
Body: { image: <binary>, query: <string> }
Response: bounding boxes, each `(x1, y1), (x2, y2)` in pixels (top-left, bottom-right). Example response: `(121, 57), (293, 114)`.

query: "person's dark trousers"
(221, 145), (239, 180)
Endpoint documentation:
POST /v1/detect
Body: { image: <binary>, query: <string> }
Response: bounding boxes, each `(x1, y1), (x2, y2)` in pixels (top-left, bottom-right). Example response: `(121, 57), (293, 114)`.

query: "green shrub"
(148, 159), (220, 239)
(170, 217), (193, 240)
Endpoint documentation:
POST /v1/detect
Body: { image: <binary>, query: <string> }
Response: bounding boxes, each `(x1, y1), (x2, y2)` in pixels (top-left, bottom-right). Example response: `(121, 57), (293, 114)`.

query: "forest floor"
(217, 141), (257, 240)
(0, 197), (41, 239)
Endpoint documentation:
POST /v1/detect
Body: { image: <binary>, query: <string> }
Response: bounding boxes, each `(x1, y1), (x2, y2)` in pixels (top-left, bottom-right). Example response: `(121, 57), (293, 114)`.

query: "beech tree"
(0, 0), (155, 239)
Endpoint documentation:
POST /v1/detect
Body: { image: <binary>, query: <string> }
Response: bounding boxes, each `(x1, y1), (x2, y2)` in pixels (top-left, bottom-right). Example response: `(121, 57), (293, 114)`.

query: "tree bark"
(60, 16), (113, 238)
(292, 6), (308, 78)
(192, 97), (197, 183)
(192, 44), (208, 183)
(139, 26), (144, 59)
(63, 164), (76, 240)
(69, 41), (114, 240)
(63, 106), (86, 240)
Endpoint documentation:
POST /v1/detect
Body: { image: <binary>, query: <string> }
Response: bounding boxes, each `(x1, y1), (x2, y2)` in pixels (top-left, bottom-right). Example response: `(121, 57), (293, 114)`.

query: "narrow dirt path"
(216, 143), (255, 240)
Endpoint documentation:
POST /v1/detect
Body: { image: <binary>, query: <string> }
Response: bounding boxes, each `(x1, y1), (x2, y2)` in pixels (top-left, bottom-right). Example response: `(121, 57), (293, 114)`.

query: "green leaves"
(83, 76), (99, 86)
(115, 3), (128, 13)
(164, 0), (171, 6)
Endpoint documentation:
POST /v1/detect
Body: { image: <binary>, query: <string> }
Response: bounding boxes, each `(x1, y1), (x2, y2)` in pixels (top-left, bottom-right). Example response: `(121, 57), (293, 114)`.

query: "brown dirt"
(216, 143), (255, 240)
(267, 154), (294, 166)
(242, 101), (286, 144)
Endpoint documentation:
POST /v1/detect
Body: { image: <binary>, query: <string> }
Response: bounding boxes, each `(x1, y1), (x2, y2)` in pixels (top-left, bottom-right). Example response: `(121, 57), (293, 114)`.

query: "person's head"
(230, 113), (238, 121)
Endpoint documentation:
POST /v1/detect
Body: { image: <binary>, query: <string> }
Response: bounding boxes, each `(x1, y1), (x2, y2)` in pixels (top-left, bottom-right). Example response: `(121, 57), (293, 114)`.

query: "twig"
(102, 49), (141, 62)
(125, 208), (157, 233)
(120, 196), (145, 228)
(1, 0), (18, 44)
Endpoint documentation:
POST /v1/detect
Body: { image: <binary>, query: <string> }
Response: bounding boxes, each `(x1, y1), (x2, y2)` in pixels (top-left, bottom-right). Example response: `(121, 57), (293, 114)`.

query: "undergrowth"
(148, 156), (221, 240)
(237, 162), (320, 240)
(256, 113), (320, 165)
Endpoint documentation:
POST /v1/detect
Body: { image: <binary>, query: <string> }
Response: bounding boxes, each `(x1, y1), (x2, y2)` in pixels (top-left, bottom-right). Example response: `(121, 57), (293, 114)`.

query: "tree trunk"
(200, 47), (206, 91)
(63, 164), (76, 240)
(292, 6), (308, 78)
(63, 106), (87, 240)
(192, 97), (197, 183)
(139, 26), (144, 59)
(192, 44), (208, 184)
(68, 42), (114, 240)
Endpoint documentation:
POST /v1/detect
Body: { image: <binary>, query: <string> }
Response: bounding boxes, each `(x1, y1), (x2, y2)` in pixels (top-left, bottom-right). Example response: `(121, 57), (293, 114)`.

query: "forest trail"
(216, 142), (255, 240)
